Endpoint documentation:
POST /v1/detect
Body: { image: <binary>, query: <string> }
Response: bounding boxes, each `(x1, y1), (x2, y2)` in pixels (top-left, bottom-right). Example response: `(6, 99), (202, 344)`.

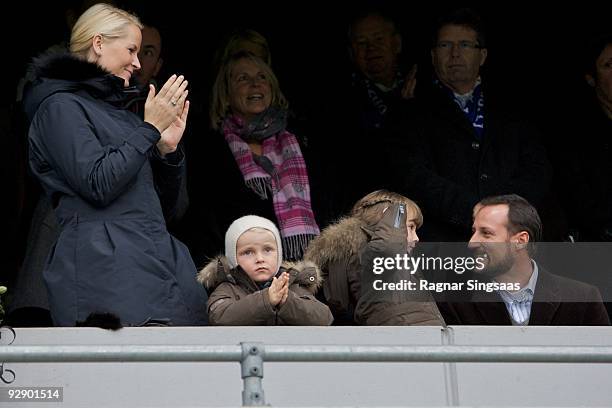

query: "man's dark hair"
(432, 8), (486, 48)
(478, 194), (542, 254)
(583, 33), (612, 78)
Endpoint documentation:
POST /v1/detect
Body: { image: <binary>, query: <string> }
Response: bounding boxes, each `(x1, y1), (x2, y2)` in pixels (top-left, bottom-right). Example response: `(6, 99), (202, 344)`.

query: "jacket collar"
(197, 255), (323, 294)
(529, 267), (561, 325)
(303, 216), (367, 268)
(25, 51), (137, 118)
(473, 267), (560, 325)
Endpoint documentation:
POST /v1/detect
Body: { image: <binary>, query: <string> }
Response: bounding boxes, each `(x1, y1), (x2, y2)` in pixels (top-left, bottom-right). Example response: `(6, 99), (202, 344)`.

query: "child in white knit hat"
(197, 215), (332, 325)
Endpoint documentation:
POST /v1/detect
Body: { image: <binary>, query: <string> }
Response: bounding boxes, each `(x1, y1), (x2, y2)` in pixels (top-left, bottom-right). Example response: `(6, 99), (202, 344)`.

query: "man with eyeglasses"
(390, 8), (551, 243)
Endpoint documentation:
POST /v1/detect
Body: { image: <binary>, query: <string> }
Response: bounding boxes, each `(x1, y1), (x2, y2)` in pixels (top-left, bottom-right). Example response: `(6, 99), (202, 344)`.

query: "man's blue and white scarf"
(438, 78), (485, 139)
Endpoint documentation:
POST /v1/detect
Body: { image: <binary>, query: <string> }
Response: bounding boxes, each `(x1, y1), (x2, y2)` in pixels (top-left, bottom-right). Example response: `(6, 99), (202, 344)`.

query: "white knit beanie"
(225, 215), (283, 272)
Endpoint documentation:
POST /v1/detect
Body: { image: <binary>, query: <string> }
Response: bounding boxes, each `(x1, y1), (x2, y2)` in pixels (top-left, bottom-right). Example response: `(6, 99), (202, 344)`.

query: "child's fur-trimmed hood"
(303, 217), (368, 268)
(197, 256), (323, 294)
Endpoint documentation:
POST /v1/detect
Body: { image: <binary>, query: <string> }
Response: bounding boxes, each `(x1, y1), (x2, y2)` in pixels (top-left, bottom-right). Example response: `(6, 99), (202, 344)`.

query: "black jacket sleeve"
(29, 94), (160, 207)
(151, 142), (189, 223)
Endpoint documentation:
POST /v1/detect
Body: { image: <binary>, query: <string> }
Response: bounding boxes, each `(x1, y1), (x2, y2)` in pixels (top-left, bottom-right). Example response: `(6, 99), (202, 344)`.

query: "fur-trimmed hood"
(197, 256), (323, 294)
(23, 51), (137, 122)
(304, 216), (368, 268)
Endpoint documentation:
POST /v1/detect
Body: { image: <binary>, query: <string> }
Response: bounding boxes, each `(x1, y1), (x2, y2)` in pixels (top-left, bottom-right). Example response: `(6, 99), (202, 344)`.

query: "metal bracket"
(240, 342), (265, 406)
(0, 326), (16, 384)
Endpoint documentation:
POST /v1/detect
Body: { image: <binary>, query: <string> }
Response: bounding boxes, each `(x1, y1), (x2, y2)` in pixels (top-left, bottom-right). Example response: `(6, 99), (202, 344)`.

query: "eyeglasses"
(435, 41), (482, 52)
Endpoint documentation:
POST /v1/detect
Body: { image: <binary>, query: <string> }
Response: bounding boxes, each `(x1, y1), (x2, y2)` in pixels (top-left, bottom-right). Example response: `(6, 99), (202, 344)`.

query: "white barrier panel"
(1, 326), (611, 407)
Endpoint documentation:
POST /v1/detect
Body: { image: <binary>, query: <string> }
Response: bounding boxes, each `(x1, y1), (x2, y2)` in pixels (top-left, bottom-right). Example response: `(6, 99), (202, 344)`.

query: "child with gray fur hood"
(197, 215), (333, 325)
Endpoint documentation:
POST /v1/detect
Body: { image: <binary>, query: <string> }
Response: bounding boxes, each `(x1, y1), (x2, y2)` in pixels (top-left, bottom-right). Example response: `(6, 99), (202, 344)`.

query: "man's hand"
(401, 64), (417, 100)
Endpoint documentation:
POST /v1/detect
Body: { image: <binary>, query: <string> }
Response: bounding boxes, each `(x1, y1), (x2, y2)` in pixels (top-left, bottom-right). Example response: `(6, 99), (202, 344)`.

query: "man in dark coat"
(322, 8), (418, 219)
(562, 34), (612, 242)
(439, 194), (609, 326)
(391, 9), (551, 242)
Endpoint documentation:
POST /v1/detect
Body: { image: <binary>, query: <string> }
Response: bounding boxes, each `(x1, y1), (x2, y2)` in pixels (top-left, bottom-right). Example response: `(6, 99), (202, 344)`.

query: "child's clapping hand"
(268, 272), (289, 307)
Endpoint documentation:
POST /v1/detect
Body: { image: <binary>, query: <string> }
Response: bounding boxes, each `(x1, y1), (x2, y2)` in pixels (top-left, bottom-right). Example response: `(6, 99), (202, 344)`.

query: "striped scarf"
(223, 114), (320, 260)
(437, 78), (485, 139)
(352, 71), (405, 131)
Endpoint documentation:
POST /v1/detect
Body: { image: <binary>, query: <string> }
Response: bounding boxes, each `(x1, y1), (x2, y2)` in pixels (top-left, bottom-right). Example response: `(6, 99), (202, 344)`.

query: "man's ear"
(479, 47), (488, 67)
(513, 231), (529, 250)
(393, 32), (402, 55)
(585, 74), (596, 87)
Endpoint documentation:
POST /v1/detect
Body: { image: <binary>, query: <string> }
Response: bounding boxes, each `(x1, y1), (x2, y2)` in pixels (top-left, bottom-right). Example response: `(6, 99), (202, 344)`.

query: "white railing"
(3, 342), (612, 406)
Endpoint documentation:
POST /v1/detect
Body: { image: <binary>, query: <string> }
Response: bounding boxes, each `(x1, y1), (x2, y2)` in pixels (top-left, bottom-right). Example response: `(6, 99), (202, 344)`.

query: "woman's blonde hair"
(210, 51), (288, 130)
(70, 3), (142, 57)
(351, 190), (423, 227)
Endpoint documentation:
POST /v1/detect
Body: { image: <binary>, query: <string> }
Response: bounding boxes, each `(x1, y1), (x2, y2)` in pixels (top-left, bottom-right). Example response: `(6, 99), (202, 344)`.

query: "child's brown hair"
(351, 189), (423, 227)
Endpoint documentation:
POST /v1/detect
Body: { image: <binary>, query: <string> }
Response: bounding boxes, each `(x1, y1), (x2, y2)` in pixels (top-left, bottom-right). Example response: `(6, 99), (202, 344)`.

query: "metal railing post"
(240, 342), (265, 406)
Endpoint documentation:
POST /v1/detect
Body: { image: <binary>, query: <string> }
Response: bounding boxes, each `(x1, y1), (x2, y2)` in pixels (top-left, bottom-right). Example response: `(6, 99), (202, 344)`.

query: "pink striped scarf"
(223, 115), (320, 259)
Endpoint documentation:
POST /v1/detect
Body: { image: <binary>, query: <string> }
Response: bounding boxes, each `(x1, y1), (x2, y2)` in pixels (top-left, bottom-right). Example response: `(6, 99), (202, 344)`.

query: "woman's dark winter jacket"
(24, 53), (208, 326)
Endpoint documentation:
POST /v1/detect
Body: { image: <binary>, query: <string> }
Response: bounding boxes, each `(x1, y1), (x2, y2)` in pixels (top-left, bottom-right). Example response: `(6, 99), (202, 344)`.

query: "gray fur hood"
(304, 216), (368, 267)
(197, 256), (323, 294)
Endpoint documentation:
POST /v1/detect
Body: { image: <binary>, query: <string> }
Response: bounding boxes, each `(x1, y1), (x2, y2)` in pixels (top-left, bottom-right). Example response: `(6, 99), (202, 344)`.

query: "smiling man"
(439, 194), (609, 326)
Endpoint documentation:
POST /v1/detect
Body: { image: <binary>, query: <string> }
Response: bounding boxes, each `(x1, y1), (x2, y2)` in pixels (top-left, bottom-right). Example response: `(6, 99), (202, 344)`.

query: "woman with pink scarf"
(186, 51), (320, 267)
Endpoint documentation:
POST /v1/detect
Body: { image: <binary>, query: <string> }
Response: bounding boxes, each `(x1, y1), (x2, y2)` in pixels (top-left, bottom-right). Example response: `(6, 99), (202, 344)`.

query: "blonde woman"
(188, 51), (319, 267)
(25, 4), (207, 326)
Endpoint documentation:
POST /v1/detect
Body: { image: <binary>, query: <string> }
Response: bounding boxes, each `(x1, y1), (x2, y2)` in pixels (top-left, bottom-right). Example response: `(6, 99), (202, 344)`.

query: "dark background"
(4, 1), (611, 120)
(2, 1), (611, 280)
